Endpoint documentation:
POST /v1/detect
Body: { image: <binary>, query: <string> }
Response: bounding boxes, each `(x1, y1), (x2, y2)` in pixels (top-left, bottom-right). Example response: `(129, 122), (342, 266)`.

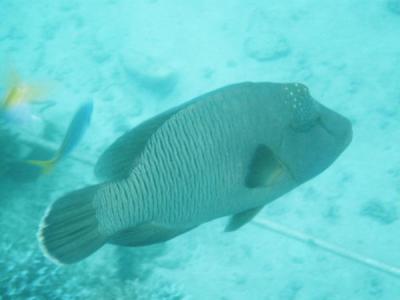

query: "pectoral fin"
(108, 223), (196, 247)
(245, 144), (286, 188)
(225, 207), (263, 232)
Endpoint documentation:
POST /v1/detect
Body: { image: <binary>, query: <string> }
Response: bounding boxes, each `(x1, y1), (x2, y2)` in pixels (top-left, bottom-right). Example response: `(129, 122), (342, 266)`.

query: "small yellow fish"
(2, 84), (41, 109)
(1, 70), (45, 108)
(0, 68), (48, 124)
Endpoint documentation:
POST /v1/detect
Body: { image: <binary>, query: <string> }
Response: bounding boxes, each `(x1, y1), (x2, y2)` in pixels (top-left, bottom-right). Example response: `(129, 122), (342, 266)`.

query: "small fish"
(28, 100), (93, 173)
(0, 70), (47, 125)
(38, 82), (352, 264)
(2, 83), (40, 108)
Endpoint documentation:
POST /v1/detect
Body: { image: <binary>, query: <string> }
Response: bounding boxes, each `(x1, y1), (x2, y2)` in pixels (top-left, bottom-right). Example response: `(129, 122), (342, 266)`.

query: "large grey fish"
(39, 82), (352, 264)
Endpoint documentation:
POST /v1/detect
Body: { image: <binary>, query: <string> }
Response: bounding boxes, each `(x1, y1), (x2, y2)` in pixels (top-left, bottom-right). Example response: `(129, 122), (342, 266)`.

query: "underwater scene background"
(1, 0), (400, 299)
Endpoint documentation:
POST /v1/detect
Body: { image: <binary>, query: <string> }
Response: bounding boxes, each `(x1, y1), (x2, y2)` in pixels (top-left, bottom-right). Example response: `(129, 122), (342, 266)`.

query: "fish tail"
(38, 184), (107, 264)
(26, 158), (57, 174)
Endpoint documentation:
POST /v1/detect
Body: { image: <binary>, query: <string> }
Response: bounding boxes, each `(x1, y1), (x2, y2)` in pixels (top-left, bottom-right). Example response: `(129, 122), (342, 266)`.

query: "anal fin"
(225, 207), (263, 232)
(108, 223), (195, 247)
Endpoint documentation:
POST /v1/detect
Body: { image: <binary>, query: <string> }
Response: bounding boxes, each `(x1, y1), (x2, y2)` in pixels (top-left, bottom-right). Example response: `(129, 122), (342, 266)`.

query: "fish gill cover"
(0, 0), (399, 299)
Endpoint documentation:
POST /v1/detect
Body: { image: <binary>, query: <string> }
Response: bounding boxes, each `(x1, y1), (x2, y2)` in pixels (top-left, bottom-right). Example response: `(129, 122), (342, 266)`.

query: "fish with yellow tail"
(0, 70), (48, 124)
(38, 82), (352, 264)
(28, 100), (93, 173)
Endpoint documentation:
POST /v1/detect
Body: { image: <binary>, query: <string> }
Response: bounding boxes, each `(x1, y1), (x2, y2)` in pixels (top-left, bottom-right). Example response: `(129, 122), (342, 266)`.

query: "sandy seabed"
(0, 1), (399, 299)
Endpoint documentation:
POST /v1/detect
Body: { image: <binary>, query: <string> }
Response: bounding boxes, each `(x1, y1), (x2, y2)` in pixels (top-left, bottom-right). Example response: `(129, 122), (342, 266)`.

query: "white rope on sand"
(254, 218), (400, 279)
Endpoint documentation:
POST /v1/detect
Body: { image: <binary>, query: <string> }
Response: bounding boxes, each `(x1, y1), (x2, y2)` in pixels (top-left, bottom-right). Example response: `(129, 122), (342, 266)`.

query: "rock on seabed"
(244, 32), (291, 62)
(243, 10), (291, 62)
(120, 49), (179, 98)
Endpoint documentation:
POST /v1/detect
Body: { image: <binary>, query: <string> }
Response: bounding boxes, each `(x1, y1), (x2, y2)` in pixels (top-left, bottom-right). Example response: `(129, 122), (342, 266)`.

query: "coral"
(0, 238), (89, 300)
(0, 234), (185, 299)
(0, 238), (184, 299)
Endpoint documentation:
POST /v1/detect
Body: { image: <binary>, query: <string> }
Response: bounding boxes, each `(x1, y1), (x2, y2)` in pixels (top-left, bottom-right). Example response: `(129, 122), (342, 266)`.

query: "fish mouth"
(318, 115), (353, 149)
(314, 101), (353, 149)
(342, 122), (353, 148)
(277, 111), (353, 185)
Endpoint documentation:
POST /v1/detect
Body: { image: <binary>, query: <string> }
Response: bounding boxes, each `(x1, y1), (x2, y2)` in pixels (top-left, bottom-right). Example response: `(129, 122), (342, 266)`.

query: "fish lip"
(318, 116), (353, 149)
(343, 122), (353, 148)
(278, 116), (352, 185)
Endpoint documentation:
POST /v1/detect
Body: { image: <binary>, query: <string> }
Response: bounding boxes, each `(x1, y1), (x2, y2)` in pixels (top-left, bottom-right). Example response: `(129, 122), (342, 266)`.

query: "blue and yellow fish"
(28, 100), (94, 173)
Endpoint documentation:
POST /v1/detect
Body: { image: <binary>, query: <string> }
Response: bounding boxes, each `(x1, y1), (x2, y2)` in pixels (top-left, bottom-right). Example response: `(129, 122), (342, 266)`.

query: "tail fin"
(38, 185), (107, 264)
(26, 158), (57, 174)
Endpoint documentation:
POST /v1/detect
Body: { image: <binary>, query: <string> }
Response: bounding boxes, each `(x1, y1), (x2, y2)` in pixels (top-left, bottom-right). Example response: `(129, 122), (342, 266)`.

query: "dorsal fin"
(95, 103), (189, 181)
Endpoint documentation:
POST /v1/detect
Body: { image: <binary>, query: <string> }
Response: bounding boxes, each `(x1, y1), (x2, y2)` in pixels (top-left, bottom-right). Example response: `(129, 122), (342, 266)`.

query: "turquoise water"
(1, 1), (400, 299)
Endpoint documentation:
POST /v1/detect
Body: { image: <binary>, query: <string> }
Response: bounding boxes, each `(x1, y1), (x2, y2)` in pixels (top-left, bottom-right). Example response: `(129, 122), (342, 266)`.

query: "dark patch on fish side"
(245, 144), (285, 188)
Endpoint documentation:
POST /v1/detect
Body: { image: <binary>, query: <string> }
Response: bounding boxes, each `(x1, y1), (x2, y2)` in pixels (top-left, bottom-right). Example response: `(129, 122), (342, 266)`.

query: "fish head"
(277, 83), (352, 184)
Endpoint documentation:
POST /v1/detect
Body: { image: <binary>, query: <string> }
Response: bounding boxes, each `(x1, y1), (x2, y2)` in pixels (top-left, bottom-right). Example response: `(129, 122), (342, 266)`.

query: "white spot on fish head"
(282, 83), (319, 131)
